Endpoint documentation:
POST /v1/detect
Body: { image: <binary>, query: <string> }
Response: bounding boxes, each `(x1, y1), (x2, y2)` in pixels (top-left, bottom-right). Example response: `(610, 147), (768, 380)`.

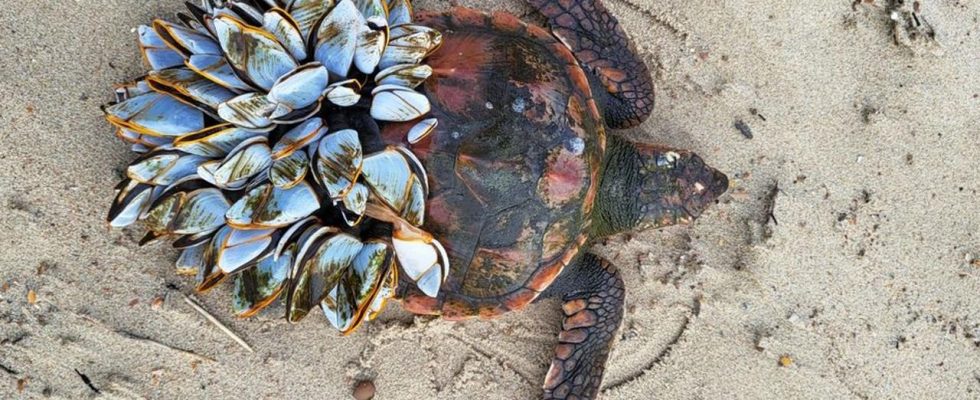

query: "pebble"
(756, 336), (774, 351)
(353, 380), (376, 400)
(779, 354), (794, 367)
(734, 120), (753, 139)
(151, 296), (165, 310)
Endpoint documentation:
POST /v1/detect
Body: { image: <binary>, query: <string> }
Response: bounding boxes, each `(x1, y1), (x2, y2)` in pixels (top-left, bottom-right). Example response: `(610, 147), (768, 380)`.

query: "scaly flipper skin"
(528, 0), (656, 129)
(541, 253), (625, 399)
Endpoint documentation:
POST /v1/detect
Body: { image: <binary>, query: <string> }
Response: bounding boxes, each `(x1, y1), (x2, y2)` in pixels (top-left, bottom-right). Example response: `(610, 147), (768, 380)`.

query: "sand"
(1, 0), (977, 398)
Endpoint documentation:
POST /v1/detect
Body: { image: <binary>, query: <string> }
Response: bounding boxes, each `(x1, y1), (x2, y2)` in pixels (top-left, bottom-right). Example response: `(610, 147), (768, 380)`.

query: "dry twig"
(181, 293), (254, 353)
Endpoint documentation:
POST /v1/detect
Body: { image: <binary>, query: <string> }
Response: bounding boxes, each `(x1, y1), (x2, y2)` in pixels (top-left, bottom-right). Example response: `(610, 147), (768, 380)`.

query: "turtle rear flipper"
(529, 0), (655, 129)
(541, 253), (625, 399)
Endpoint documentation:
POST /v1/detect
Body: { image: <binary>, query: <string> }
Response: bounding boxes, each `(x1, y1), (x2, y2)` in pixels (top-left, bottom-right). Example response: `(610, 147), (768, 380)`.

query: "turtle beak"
(681, 164), (729, 220)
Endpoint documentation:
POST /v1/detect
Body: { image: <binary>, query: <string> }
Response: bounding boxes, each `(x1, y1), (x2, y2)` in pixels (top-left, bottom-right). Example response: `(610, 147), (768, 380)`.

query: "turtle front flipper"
(529, 0), (655, 129)
(541, 253), (625, 399)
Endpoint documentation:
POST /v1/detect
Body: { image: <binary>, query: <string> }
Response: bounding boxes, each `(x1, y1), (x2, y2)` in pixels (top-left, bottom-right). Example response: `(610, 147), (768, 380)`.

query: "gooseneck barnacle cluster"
(104, 0), (448, 334)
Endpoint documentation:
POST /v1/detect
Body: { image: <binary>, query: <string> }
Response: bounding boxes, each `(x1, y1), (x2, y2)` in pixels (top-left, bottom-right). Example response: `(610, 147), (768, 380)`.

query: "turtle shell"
(382, 9), (606, 320)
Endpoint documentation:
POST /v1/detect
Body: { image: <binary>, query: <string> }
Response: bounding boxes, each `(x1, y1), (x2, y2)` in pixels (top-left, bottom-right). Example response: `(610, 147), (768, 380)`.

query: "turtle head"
(632, 144), (729, 231)
(594, 138), (728, 237)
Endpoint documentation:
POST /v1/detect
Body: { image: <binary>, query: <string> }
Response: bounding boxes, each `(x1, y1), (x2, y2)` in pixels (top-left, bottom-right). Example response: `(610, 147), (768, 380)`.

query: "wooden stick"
(181, 293), (254, 353)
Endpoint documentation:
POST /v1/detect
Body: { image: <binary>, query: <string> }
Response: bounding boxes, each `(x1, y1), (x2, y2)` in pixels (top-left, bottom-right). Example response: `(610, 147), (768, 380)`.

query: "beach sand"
(1, 0), (977, 398)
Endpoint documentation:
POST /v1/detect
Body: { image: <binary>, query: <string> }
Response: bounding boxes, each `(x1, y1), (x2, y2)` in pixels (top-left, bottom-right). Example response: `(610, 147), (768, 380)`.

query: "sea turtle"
(102, 0), (728, 397)
(379, 2), (730, 398)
